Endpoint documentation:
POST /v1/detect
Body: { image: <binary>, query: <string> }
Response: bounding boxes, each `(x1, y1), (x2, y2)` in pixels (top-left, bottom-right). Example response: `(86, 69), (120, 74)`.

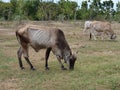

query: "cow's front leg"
(24, 57), (35, 70)
(56, 56), (67, 70)
(90, 29), (97, 40)
(101, 32), (104, 40)
(89, 33), (92, 40)
(92, 32), (97, 40)
(45, 48), (52, 70)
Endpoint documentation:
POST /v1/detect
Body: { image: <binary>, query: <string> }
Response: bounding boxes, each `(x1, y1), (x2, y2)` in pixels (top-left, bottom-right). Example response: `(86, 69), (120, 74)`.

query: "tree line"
(0, 0), (120, 21)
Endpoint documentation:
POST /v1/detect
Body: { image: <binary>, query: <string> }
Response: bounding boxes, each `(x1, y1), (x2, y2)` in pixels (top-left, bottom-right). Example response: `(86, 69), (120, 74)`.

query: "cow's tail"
(16, 31), (21, 44)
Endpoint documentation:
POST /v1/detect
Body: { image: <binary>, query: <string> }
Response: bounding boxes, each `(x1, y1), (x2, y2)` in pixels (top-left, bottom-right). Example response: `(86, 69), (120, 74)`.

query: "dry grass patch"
(0, 78), (22, 90)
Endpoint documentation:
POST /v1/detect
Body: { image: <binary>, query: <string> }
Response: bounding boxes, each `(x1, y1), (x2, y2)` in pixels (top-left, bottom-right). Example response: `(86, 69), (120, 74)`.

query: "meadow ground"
(0, 21), (120, 90)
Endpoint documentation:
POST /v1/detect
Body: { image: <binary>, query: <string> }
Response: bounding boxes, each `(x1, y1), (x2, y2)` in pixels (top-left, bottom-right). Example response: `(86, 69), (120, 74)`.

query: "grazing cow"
(16, 24), (76, 70)
(83, 21), (116, 40)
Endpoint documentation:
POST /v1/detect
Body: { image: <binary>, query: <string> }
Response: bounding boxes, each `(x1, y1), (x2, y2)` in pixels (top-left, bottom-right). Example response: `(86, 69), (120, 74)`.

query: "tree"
(116, 1), (120, 12)
(76, 1), (89, 20)
(23, 0), (39, 20)
(102, 0), (114, 20)
(0, 1), (13, 20)
(115, 1), (120, 21)
(58, 0), (78, 20)
(0, 0), (118, 21)
(89, 0), (102, 20)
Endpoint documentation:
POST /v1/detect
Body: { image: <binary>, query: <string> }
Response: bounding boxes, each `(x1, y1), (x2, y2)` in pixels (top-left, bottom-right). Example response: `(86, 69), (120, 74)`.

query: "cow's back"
(28, 29), (56, 50)
(91, 21), (111, 32)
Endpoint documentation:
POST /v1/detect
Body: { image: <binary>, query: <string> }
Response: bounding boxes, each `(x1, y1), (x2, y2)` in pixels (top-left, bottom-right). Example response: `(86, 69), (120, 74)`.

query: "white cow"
(83, 21), (116, 40)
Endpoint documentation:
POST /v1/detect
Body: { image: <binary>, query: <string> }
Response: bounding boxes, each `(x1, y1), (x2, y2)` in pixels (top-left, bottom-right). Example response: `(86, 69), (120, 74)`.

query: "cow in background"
(83, 21), (116, 40)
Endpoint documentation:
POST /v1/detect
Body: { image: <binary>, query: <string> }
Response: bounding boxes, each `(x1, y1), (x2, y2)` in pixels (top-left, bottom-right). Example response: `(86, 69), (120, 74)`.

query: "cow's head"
(69, 54), (76, 70)
(64, 51), (77, 70)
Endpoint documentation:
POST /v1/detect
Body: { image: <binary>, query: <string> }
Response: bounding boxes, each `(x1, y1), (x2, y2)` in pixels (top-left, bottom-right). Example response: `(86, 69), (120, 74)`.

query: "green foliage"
(0, 1), (13, 20)
(58, 0), (78, 20)
(77, 1), (89, 20)
(116, 1), (120, 22)
(0, 0), (120, 21)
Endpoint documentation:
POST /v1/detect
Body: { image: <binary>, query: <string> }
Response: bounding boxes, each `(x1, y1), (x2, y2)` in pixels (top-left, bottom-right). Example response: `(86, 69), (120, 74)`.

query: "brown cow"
(16, 24), (76, 70)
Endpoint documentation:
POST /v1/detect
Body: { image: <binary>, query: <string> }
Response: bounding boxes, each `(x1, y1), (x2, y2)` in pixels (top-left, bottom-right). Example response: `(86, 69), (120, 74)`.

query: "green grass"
(0, 21), (120, 90)
(1, 45), (120, 90)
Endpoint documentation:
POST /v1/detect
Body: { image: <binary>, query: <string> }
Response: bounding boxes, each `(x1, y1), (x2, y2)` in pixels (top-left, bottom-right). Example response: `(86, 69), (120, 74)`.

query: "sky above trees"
(2, 0), (119, 4)
(2, 0), (119, 9)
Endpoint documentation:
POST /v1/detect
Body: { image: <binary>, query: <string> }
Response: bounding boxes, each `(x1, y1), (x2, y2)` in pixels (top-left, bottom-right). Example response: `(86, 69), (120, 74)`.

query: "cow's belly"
(30, 37), (52, 52)
(30, 43), (48, 52)
(29, 29), (52, 52)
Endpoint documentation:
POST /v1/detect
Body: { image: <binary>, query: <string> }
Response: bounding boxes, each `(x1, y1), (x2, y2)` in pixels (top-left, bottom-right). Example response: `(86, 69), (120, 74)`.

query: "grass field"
(0, 21), (120, 90)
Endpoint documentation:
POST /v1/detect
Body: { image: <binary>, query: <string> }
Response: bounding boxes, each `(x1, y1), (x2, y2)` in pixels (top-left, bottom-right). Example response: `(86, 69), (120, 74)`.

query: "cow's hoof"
(21, 67), (25, 70)
(45, 67), (50, 70)
(31, 67), (36, 70)
(62, 67), (67, 70)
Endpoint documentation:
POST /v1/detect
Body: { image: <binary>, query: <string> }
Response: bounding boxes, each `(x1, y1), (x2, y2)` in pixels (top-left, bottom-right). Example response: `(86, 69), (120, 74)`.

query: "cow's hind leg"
(22, 44), (35, 70)
(45, 48), (52, 70)
(17, 47), (24, 70)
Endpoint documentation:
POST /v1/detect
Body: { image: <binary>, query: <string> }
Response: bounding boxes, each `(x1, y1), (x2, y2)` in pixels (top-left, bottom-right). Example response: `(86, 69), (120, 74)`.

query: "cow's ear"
(72, 54), (77, 60)
(72, 50), (78, 59)
(73, 50), (78, 56)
